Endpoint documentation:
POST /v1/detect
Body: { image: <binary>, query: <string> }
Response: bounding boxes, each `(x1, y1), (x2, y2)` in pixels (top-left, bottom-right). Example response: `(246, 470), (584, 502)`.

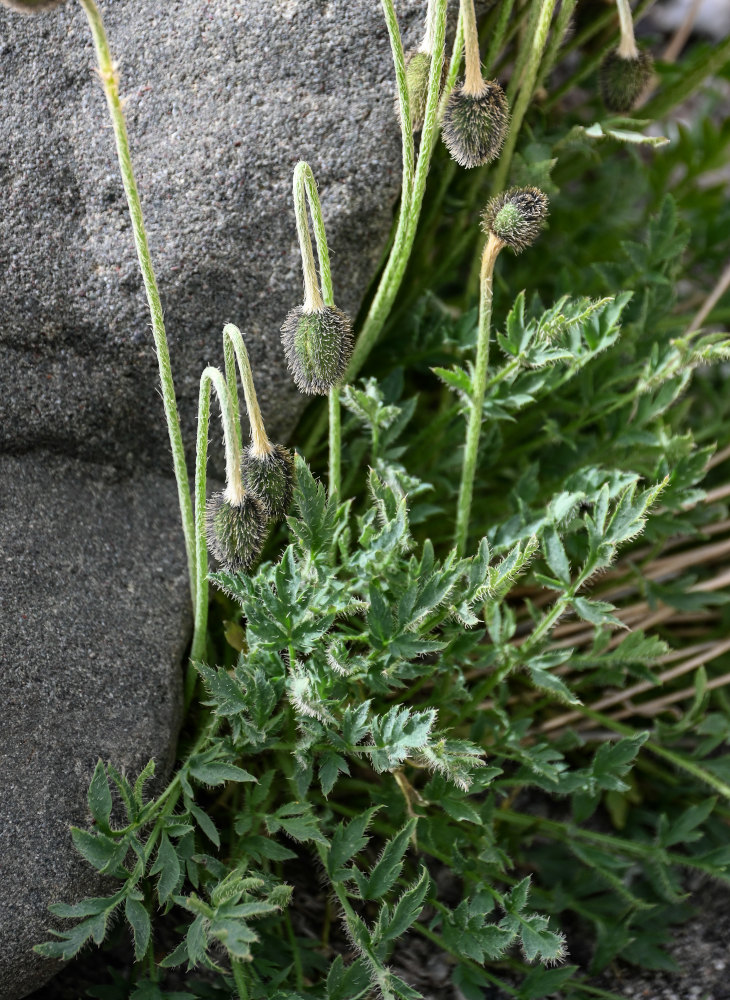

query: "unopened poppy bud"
(442, 80), (510, 169)
(0, 0), (65, 9)
(599, 48), (653, 112)
(243, 443), (294, 522)
(205, 491), (267, 574)
(481, 186), (549, 253)
(403, 51), (431, 131)
(281, 305), (353, 396)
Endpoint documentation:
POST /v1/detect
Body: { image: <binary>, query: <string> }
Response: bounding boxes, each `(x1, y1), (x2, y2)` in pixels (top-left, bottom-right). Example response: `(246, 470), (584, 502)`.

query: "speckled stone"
(0, 452), (190, 999)
(0, 0), (426, 467)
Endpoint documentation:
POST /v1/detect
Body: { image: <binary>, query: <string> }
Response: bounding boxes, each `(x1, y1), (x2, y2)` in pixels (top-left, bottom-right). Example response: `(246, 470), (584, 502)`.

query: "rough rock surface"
(0, 452), (190, 1000)
(0, 0), (426, 465)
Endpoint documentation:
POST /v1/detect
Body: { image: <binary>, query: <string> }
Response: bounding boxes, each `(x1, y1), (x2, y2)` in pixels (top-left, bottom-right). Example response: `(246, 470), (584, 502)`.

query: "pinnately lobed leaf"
(280, 305), (353, 395)
(441, 80), (510, 169)
(482, 186), (549, 252)
(242, 443), (294, 521)
(599, 48), (654, 113)
(205, 491), (267, 572)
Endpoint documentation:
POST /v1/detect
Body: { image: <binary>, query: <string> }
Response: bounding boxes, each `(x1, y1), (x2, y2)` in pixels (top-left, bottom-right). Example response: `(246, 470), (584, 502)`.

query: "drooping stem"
(492, 0), (558, 194)
(454, 233), (502, 556)
(77, 0), (196, 603)
(616, 0), (639, 58)
(293, 166), (324, 314)
(292, 162), (342, 495)
(190, 366), (242, 680)
(461, 0), (484, 95)
(223, 324), (272, 459)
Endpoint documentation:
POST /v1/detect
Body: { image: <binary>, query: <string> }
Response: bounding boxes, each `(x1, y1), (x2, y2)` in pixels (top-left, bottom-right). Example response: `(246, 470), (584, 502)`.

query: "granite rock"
(0, 0), (426, 467)
(0, 451), (190, 999)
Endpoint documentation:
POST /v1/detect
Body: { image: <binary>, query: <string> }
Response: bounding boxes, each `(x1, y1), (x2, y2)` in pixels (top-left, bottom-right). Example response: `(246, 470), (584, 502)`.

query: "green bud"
(280, 305), (353, 395)
(403, 51), (431, 132)
(599, 48), (653, 113)
(0, 0), (66, 10)
(441, 80), (510, 169)
(481, 187), (549, 253)
(205, 491), (267, 573)
(242, 444), (294, 522)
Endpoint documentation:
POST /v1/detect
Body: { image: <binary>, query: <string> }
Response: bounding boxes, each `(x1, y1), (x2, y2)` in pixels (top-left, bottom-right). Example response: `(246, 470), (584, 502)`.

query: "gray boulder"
(0, 0), (426, 996)
(0, 0), (425, 463)
(0, 452), (189, 999)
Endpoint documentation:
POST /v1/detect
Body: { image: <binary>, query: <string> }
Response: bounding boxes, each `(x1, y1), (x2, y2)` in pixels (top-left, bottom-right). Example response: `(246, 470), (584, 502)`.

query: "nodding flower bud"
(0, 0), (66, 9)
(242, 443), (294, 522)
(205, 491), (267, 574)
(599, 48), (653, 112)
(481, 186), (549, 253)
(281, 304), (353, 395)
(402, 51), (431, 132)
(441, 81), (510, 169)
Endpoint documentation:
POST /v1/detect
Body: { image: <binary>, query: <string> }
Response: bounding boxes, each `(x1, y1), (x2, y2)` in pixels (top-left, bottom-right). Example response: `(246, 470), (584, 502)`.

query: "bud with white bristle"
(223, 324), (294, 521)
(599, 0), (653, 112)
(441, 0), (510, 168)
(281, 162), (353, 395)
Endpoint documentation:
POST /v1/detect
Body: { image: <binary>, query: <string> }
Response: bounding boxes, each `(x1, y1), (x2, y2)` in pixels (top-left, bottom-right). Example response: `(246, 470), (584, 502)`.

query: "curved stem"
(77, 0), (196, 603)
(223, 324), (271, 458)
(461, 0), (484, 95)
(454, 234), (502, 556)
(293, 162), (342, 494)
(616, 0), (639, 58)
(419, 0), (437, 53)
(492, 0), (558, 194)
(190, 367), (241, 681)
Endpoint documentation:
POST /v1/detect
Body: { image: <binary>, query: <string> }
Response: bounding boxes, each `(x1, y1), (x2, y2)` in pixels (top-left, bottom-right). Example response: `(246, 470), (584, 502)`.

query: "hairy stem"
(223, 324), (271, 458)
(492, 0), (559, 194)
(77, 0), (196, 602)
(454, 234), (502, 556)
(616, 0), (639, 58)
(231, 959), (249, 1000)
(190, 367), (241, 682)
(461, 0), (484, 95)
(293, 162), (342, 495)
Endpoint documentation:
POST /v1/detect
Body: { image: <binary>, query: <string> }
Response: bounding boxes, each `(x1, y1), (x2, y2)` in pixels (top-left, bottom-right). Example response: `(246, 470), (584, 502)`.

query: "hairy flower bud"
(441, 80), (510, 169)
(243, 444), (294, 522)
(599, 48), (653, 112)
(481, 186), (549, 253)
(402, 51), (431, 132)
(281, 305), (353, 395)
(205, 491), (267, 573)
(0, 0), (66, 10)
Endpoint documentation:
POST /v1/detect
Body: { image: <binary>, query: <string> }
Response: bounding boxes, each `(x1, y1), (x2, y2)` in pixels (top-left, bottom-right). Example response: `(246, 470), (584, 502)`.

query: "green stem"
(77, 0), (196, 603)
(454, 234), (501, 556)
(231, 958), (250, 1000)
(328, 387), (341, 498)
(189, 367), (242, 688)
(223, 324), (271, 458)
(292, 162), (342, 494)
(346, 0), (449, 380)
(483, 0), (517, 75)
(492, 0), (559, 194)
(284, 911), (305, 991)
